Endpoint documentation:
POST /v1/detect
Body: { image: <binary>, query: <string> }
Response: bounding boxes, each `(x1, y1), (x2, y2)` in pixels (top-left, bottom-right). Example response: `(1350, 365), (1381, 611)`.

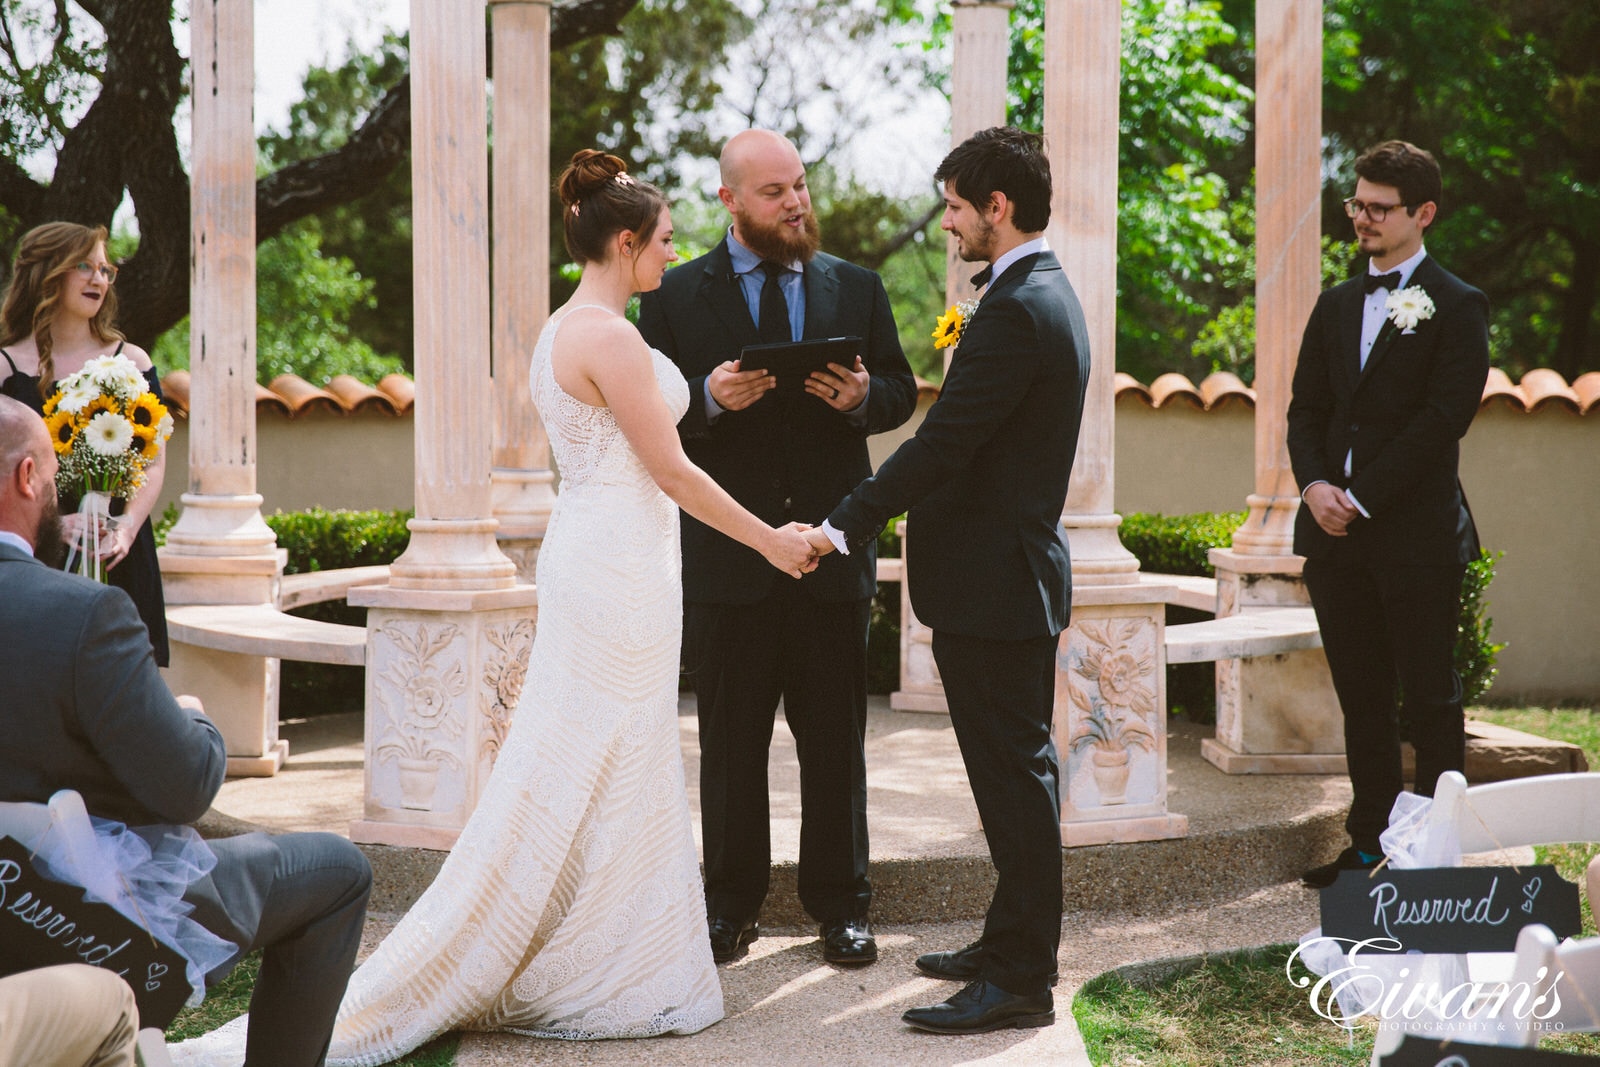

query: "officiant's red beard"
(33, 490), (65, 570)
(732, 205), (821, 265)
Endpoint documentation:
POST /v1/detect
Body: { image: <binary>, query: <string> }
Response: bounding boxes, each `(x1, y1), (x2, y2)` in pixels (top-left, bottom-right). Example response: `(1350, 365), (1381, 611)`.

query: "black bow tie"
(970, 266), (993, 289)
(1363, 271), (1401, 294)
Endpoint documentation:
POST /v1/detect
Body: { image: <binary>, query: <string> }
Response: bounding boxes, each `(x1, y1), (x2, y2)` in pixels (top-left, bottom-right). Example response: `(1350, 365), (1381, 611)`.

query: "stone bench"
(278, 565), (390, 610)
(1164, 606), (1322, 664)
(166, 603), (367, 666)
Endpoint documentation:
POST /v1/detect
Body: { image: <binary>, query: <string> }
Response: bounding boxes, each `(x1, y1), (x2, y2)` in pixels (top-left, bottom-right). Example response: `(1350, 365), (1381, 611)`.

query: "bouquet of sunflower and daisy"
(42, 353), (173, 581)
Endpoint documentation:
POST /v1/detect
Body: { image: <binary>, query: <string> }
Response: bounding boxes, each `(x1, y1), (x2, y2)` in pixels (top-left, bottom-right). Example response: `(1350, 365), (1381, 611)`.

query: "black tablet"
(739, 336), (862, 392)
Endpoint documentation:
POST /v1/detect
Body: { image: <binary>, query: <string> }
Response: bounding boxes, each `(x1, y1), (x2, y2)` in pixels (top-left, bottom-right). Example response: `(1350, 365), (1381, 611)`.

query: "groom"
(1288, 140), (1490, 888)
(810, 126), (1089, 1033)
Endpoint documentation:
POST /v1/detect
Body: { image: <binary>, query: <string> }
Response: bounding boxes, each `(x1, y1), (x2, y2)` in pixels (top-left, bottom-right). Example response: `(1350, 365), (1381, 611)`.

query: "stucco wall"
(158, 394), (1598, 702)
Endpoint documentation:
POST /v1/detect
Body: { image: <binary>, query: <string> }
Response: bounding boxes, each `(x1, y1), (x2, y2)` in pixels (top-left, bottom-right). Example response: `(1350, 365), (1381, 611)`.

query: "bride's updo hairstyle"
(558, 149), (668, 266)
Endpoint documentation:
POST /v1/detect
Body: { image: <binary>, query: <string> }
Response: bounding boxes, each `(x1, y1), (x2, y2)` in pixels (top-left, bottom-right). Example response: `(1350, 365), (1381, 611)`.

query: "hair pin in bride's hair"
(613, 173), (636, 187)
(571, 202), (580, 216)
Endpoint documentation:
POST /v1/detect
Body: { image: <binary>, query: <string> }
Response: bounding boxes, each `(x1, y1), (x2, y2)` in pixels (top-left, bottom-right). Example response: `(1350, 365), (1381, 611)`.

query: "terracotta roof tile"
(157, 367), (1598, 418)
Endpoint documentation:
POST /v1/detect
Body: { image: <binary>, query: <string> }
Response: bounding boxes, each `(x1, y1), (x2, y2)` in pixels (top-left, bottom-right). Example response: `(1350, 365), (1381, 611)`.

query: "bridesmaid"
(0, 222), (170, 665)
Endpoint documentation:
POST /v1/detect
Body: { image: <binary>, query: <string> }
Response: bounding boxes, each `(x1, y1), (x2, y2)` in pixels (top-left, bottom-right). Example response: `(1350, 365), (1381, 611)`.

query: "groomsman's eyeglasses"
(74, 261), (119, 284)
(1342, 197), (1408, 223)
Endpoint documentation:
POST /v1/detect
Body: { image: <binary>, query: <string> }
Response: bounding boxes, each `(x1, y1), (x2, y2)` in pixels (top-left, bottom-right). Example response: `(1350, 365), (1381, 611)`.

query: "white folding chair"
(1422, 770), (1600, 857)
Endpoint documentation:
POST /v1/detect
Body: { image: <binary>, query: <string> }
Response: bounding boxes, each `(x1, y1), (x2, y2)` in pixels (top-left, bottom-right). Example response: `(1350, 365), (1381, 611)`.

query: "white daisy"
(84, 410), (135, 456)
(56, 378), (100, 415)
(1385, 286), (1436, 333)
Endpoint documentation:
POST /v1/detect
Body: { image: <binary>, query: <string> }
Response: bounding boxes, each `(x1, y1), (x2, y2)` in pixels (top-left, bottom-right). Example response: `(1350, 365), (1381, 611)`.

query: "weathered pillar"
(350, 0), (538, 850)
(160, 0), (288, 776)
(488, 0), (557, 581)
(1203, 0), (1344, 774)
(1047, 0), (1185, 843)
(892, 0), (1015, 714)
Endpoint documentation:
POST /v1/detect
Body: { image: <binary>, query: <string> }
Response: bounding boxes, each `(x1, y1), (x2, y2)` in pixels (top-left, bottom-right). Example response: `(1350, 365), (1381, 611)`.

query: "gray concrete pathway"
(207, 699), (1346, 1065)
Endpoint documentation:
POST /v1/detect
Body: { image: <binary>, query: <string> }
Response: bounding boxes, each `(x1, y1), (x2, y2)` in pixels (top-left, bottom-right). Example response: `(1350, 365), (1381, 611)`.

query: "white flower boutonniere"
(1384, 285), (1436, 334)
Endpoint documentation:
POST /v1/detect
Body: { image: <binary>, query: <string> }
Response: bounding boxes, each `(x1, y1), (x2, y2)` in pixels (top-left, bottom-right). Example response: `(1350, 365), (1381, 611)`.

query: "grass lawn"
(1072, 704), (1600, 1066)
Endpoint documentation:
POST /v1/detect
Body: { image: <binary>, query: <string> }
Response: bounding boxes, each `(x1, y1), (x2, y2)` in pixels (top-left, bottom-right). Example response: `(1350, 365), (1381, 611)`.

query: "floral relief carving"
(1064, 617), (1159, 807)
(373, 622), (468, 810)
(481, 619), (536, 764)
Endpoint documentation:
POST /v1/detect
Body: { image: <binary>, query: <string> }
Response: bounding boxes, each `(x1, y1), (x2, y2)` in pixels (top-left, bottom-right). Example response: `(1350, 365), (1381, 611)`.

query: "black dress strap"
(112, 340), (124, 356)
(0, 348), (16, 375)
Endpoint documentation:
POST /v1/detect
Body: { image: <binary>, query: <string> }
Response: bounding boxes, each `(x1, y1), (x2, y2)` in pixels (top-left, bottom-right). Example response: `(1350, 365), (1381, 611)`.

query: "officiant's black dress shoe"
(916, 942), (1058, 986)
(902, 980), (1055, 1034)
(708, 917), (759, 963)
(1301, 845), (1383, 889)
(820, 918), (877, 965)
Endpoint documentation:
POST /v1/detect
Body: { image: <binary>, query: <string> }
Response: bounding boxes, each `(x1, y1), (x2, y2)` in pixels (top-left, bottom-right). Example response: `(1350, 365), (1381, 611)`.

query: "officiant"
(638, 128), (916, 967)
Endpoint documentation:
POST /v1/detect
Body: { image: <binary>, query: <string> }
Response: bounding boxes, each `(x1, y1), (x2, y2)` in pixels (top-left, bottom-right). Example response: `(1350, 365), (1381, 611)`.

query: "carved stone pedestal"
(1201, 549), (1345, 774)
(159, 548), (288, 777)
(1058, 587), (1189, 846)
(347, 584), (538, 850)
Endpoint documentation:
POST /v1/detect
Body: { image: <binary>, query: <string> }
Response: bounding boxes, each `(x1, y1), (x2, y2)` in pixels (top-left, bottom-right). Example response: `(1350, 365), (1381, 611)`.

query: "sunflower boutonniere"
(932, 298), (980, 351)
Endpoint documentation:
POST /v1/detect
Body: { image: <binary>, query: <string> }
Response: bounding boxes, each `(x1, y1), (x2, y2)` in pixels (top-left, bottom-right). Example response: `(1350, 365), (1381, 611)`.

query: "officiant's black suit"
(1287, 254), (1489, 851)
(637, 238), (916, 926)
(827, 250), (1090, 996)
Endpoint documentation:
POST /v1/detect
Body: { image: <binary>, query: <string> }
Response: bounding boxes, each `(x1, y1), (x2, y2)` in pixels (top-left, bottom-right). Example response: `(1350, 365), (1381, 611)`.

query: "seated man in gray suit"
(0, 395), (372, 1067)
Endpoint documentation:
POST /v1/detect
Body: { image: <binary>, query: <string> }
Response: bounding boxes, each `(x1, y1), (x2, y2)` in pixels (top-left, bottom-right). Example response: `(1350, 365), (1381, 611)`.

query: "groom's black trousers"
(687, 582), (872, 925)
(932, 628), (1063, 997)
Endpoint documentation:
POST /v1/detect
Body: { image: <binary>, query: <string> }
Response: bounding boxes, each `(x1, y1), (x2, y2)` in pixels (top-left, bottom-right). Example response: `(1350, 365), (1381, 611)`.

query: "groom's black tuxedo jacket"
(1287, 255), (1489, 565)
(638, 238), (916, 604)
(827, 250), (1090, 640)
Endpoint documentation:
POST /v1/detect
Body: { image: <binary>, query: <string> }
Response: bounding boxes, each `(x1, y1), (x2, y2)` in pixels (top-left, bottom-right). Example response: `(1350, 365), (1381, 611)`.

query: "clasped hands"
(1303, 482), (1359, 537)
(708, 356), (868, 412)
(58, 511), (135, 568)
(767, 522), (845, 579)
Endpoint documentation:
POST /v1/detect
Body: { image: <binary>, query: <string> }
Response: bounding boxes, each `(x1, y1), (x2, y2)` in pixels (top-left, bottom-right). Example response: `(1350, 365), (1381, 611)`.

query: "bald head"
(719, 129), (803, 193)
(0, 394), (56, 546)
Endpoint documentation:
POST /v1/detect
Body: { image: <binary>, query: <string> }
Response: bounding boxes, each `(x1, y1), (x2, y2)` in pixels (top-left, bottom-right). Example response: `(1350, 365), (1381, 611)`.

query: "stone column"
(1203, 0), (1344, 774)
(488, 0), (557, 581)
(160, 0), (288, 776)
(350, 0), (538, 850)
(946, 0), (1014, 315)
(1046, 0), (1184, 843)
(892, 0), (1014, 714)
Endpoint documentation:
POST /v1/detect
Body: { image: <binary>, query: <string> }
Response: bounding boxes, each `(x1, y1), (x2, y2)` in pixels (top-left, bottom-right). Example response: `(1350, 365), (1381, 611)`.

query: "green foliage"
(259, 32), (416, 369)
(152, 225), (405, 386)
(1458, 549), (1505, 703)
(1119, 510), (1246, 577)
(264, 508), (413, 574)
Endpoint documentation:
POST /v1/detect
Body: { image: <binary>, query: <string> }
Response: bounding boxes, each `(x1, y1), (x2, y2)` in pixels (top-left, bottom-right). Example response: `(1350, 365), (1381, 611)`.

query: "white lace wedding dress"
(172, 305), (723, 1065)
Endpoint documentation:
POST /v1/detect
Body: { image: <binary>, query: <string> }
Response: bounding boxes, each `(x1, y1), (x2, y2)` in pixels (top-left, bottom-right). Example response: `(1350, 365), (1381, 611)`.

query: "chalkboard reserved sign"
(1321, 865), (1581, 954)
(0, 835), (191, 1029)
(1381, 1034), (1600, 1064)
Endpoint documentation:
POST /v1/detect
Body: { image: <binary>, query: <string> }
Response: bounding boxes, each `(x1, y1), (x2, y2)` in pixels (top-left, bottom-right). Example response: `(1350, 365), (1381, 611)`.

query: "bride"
(174, 150), (817, 1066)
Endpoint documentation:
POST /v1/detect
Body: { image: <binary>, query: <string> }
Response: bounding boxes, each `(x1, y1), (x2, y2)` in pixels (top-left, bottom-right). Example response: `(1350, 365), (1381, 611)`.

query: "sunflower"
(130, 424), (161, 461)
(42, 392), (59, 417)
(44, 408), (80, 454)
(932, 305), (965, 349)
(129, 392), (167, 431)
(79, 392), (120, 423)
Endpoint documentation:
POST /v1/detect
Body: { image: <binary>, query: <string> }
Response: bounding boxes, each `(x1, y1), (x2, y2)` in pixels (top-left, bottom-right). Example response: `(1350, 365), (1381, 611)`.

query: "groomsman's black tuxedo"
(828, 248), (1090, 997)
(637, 237), (916, 926)
(1287, 253), (1490, 852)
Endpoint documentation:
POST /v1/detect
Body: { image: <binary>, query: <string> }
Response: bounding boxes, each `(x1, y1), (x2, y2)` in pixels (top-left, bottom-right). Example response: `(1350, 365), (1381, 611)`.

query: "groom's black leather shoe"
(902, 979), (1055, 1034)
(820, 918), (877, 965)
(916, 942), (1059, 986)
(1301, 845), (1383, 889)
(708, 917), (759, 963)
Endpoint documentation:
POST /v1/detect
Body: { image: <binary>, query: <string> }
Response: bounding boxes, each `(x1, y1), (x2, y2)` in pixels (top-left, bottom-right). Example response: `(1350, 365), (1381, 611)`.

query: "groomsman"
(637, 129), (916, 966)
(1287, 141), (1490, 888)
(811, 126), (1090, 1033)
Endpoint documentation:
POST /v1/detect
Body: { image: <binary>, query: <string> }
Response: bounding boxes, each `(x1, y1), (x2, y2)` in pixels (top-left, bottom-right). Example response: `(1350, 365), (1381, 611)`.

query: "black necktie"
(1363, 271), (1401, 294)
(758, 261), (792, 344)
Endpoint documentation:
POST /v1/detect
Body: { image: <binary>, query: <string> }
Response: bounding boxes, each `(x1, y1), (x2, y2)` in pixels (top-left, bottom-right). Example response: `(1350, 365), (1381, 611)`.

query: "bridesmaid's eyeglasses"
(74, 261), (119, 284)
